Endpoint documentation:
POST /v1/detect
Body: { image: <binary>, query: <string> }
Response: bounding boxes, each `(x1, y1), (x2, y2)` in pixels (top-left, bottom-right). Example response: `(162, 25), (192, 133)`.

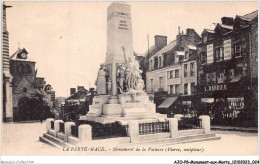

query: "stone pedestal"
(103, 104), (122, 116)
(168, 118), (178, 138)
(65, 122), (75, 142)
(79, 124), (92, 146)
(46, 118), (54, 133)
(174, 114), (183, 121)
(128, 120), (139, 143)
(54, 120), (63, 137)
(199, 115), (210, 134)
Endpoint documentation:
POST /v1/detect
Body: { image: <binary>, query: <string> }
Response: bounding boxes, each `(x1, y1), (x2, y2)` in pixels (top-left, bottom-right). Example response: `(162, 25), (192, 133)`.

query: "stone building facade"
(196, 11), (258, 126)
(146, 28), (201, 116)
(9, 48), (55, 121)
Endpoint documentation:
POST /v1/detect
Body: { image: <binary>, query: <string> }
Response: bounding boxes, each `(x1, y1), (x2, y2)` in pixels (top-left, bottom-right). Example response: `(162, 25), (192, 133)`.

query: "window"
(175, 85), (180, 94)
(229, 69), (234, 80)
(22, 87), (27, 93)
(203, 35), (207, 43)
(25, 64), (31, 74)
(158, 56), (161, 68)
(159, 77), (163, 89)
(200, 52), (206, 64)
(215, 47), (224, 61)
(167, 71), (174, 79)
(150, 79), (154, 92)
(184, 84), (188, 95)
(206, 72), (216, 84)
(168, 85), (174, 94)
(185, 51), (189, 59)
(20, 64), (25, 74)
(234, 43), (242, 57)
(191, 82), (195, 94)
(190, 62), (195, 76)
(184, 64), (188, 77)
(175, 70), (179, 78)
(154, 57), (158, 69)
(217, 72), (224, 83)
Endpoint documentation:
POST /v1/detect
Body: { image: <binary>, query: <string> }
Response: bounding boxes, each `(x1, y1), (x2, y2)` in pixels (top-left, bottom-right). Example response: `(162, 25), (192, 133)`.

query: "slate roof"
(151, 40), (177, 58)
(9, 48), (35, 62)
(238, 10), (258, 21)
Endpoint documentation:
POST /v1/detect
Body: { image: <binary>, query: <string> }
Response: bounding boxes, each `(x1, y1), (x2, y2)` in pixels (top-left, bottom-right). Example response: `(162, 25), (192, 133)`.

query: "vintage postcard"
(1, 0), (258, 162)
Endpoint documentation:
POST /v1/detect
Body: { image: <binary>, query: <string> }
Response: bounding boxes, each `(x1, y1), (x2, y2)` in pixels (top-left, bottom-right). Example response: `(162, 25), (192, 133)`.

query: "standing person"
(95, 65), (107, 95)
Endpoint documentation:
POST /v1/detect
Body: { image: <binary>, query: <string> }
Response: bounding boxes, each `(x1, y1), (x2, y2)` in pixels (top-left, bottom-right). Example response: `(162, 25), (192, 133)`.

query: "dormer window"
(203, 35), (207, 43)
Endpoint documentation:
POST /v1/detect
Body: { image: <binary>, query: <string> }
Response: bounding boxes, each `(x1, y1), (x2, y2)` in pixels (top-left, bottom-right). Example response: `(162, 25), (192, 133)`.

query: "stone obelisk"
(105, 2), (134, 98)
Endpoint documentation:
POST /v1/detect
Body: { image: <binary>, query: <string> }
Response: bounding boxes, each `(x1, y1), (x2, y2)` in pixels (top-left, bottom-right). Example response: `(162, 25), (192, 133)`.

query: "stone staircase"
(40, 130), (220, 149)
(39, 133), (74, 149)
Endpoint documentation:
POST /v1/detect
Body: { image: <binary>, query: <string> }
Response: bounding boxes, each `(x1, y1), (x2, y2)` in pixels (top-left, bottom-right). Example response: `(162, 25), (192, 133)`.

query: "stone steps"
(120, 132), (219, 147)
(39, 136), (63, 150)
(40, 133), (74, 148)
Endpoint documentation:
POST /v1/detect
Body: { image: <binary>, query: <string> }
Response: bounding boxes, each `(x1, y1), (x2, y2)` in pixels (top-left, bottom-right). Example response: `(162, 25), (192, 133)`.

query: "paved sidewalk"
(211, 125), (258, 133)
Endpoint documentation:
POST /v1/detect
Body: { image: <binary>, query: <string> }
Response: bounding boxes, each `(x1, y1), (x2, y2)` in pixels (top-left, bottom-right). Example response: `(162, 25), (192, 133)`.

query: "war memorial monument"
(40, 2), (219, 149)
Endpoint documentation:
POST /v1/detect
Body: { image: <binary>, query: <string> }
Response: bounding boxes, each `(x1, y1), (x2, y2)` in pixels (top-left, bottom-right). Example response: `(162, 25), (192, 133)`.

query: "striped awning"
(158, 97), (178, 109)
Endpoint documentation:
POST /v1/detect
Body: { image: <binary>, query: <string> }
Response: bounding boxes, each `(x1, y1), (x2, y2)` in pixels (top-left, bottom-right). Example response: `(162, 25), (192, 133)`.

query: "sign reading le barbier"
(204, 84), (227, 92)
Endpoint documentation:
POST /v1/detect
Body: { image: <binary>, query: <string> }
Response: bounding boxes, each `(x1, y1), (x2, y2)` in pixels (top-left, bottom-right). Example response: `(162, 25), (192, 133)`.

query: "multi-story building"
(138, 35), (167, 86)
(146, 28), (201, 116)
(196, 11), (258, 126)
(9, 47), (55, 121)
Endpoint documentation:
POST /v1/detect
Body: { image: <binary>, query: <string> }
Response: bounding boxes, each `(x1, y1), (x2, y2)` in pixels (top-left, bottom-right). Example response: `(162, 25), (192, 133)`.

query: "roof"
(218, 23), (233, 30)
(142, 45), (159, 58)
(175, 51), (184, 56)
(187, 45), (197, 50)
(201, 29), (215, 36)
(67, 88), (89, 100)
(9, 48), (35, 62)
(157, 97), (178, 109)
(151, 40), (177, 58)
(238, 10), (258, 22)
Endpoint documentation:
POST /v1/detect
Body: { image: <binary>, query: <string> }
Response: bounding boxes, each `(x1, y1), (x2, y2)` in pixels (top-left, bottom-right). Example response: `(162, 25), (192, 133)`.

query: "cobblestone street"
(2, 122), (258, 155)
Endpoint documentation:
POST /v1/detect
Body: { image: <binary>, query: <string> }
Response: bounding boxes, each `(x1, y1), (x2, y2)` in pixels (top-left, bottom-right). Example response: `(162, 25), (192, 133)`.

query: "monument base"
(85, 92), (167, 125)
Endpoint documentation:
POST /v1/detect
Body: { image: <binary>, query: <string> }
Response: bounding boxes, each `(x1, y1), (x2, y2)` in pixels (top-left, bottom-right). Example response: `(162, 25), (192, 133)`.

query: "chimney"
(70, 88), (76, 95)
(154, 35), (167, 49)
(178, 27), (180, 34)
(77, 86), (84, 91)
(221, 17), (234, 26)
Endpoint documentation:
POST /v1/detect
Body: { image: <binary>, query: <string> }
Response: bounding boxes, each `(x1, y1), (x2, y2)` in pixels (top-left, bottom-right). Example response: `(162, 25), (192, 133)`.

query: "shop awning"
(230, 74), (242, 83)
(158, 97), (178, 109)
(201, 98), (214, 103)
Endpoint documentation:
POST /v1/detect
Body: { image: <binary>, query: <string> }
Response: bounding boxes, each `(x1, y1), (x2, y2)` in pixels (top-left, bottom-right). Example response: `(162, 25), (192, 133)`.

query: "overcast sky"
(5, 1), (257, 97)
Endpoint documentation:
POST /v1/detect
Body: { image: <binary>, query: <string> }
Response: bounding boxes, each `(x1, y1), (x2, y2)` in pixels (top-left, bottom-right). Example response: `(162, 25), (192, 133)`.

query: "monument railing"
(178, 117), (202, 130)
(59, 122), (65, 134)
(71, 125), (78, 138)
(77, 120), (129, 140)
(51, 121), (54, 130)
(139, 121), (169, 135)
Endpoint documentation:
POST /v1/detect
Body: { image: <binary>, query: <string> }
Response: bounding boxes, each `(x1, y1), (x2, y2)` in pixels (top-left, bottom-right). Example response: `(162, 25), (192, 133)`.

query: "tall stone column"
(2, 3), (13, 122)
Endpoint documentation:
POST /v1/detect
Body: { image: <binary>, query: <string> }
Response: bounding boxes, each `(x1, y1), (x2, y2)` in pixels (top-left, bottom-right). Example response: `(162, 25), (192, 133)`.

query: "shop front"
(199, 80), (247, 125)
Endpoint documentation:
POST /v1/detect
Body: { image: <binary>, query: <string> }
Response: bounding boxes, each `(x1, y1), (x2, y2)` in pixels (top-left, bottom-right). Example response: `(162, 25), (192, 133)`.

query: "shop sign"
(204, 84), (227, 92)
(207, 44), (214, 64)
(224, 39), (232, 60)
